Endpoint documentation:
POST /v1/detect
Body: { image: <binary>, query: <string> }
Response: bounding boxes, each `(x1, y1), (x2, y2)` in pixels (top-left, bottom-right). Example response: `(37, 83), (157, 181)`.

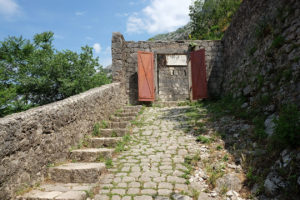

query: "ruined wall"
(222, 0), (300, 111)
(111, 33), (223, 104)
(0, 83), (127, 199)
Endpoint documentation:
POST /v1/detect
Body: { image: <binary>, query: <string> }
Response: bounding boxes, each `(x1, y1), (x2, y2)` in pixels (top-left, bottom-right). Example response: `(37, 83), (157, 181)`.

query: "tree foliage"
(0, 31), (111, 117)
(189, 0), (242, 40)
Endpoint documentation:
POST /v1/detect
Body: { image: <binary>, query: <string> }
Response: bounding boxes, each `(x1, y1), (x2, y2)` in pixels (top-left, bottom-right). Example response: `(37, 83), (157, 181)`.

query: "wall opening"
(157, 54), (189, 101)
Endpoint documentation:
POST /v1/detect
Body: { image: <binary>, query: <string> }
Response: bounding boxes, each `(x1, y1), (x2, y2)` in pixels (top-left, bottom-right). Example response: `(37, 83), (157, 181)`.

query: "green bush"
(189, 0), (242, 40)
(0, 32), (111, 117)
(272, 104), (300, 148)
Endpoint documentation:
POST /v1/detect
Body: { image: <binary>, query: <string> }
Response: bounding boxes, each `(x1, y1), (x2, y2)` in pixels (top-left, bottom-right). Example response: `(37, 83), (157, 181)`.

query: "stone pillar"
(111, 32), (125, 83)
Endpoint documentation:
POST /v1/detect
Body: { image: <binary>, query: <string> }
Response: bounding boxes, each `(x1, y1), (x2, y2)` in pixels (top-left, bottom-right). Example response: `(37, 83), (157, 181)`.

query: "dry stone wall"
(222, 0), (300, 112)
(112, 33), (223, 104)
(221, 0), (299, 198)
(0, 83), (127, 199)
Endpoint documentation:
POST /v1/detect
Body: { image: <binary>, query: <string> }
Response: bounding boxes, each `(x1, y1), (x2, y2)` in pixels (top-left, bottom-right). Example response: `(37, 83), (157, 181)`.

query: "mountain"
(148, 23), (192, 41)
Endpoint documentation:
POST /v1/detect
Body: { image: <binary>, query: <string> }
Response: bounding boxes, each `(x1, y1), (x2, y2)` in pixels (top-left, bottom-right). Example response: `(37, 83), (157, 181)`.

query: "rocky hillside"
(148, 23), (192, 41)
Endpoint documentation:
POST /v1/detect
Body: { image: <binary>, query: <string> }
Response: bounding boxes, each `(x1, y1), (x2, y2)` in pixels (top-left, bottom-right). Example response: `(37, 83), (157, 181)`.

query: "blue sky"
(0, 0), (192, 67)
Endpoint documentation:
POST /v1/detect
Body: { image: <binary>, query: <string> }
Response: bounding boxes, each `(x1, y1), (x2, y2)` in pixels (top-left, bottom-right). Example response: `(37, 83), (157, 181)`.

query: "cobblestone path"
(96, 106), (204, 200)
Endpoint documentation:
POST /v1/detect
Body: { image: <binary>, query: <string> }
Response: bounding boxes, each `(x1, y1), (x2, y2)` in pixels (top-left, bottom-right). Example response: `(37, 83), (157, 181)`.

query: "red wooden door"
(190, 49), (207, 100)
(138, 51), (155, 101)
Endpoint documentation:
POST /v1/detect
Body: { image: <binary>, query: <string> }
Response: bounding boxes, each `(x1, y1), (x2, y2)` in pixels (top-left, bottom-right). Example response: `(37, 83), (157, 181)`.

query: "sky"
(0, 0), (193, 67)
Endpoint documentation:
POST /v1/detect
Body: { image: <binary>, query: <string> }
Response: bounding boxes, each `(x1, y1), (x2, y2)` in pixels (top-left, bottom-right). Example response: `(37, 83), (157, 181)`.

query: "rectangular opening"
(157, 54), (189, 101)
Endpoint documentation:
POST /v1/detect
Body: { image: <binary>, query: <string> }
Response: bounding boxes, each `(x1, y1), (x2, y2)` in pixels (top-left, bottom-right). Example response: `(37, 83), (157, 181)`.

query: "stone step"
(99, 128), (127, 137)
(123, 105), (143, 109)
(122, 106), (142, 112)
(116, 112), (138, 117)
(49, 162), (105, 183)
(89, 137), (122, 148)
(18, 183), (95, 200)
(108, 122), (129, 129)
(18, 190), (86, 200)
(70, 148), (113, 162)
(110, 115), (135, 122)
(155, 101), (186, 107)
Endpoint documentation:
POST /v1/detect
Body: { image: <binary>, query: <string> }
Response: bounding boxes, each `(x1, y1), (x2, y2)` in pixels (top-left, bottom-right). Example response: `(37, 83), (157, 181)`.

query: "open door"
(138, 51), (155, 101)
(190, 49), (207, 100)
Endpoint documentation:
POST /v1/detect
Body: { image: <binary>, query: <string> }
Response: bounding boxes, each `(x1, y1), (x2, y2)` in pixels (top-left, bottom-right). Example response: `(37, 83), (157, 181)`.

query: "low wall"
(111, 33), (224, 104)
(0, 83), (127, 199)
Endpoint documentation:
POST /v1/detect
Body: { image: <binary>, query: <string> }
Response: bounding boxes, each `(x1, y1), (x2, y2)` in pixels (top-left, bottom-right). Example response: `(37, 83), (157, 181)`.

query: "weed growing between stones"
(101, 120), (108, 129)
(205, 163), (225, 188)
(181, 154), (201, 184)
(115, 134), (132, 153)
(196, 135), (211, 144)
(93, 122), (100, 136)
(105, 158), (113, 168)
(84, 189), (95, 198)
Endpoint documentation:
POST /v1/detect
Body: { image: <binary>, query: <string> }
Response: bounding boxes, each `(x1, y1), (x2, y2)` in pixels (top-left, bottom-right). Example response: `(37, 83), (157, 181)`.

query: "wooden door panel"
(190, 49), (207, 100)
(138, 51), (155, 101)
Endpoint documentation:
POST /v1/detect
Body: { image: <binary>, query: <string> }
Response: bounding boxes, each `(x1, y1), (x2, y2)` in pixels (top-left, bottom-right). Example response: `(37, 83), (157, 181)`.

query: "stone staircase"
(17, 105), (143, 200)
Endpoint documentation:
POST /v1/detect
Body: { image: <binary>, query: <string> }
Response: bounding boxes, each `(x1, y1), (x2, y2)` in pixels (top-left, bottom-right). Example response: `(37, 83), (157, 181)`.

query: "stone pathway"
(18, 105), (246, 200)
(18, 106), (143, 200)
(95, 106), (207, 200)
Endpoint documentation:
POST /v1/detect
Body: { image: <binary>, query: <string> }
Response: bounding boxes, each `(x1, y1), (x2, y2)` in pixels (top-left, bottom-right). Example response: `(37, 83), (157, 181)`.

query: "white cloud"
(127, 14), (145, 33)
(126, 0), (192, 34)
(93, 43), (101, 54)
(104, 46), (111, 55)
(0, 0), (21, 19)
(75, 11), (85, 16)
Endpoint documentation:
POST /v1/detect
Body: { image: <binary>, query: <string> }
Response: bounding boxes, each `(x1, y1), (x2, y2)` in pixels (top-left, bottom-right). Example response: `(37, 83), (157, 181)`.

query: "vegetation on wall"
(189, 0), (242, 40)
(0, 31), (111, 117)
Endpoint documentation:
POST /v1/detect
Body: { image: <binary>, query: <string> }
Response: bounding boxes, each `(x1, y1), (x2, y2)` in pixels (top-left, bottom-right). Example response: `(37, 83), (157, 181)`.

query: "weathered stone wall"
(157, 54), (189, 101)
(158, 66), (189, 101)
(222, 0), (300, 111)
(111, 33), (223, 104)
(221, 1), (299, 197)
(0, 83), (127, 199)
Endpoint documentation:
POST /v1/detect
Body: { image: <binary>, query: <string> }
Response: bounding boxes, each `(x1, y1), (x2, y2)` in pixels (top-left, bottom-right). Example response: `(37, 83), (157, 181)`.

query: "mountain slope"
(148, 23), (192, 41)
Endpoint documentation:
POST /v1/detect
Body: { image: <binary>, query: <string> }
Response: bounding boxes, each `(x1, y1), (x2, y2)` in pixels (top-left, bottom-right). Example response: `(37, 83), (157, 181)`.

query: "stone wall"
(157, 54), (189, 101)
(221, 1), (299, 197)
(222, 0), (300, 111)
(111, 33), (223, 104)
(0, 83), (127, 199)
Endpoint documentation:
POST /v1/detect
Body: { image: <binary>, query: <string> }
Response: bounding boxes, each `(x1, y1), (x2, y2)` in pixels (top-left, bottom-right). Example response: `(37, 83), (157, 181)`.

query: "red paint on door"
(138, 51), (155, 101)
(190, 49), (207, 100)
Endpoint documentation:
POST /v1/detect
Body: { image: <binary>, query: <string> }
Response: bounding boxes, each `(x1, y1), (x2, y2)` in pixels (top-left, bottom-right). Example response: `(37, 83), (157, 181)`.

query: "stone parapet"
(0, 83), (127, 199)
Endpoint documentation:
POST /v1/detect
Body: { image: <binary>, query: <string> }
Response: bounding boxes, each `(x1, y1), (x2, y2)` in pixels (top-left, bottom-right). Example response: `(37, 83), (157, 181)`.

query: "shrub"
(272, 104), (300, 148)
(271, 35), (285, 49)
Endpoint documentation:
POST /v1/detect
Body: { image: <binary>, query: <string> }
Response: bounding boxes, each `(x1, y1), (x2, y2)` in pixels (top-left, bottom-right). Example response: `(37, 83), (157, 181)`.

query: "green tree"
(0, 31), (111, 117)
(189, 0), (242, 40)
